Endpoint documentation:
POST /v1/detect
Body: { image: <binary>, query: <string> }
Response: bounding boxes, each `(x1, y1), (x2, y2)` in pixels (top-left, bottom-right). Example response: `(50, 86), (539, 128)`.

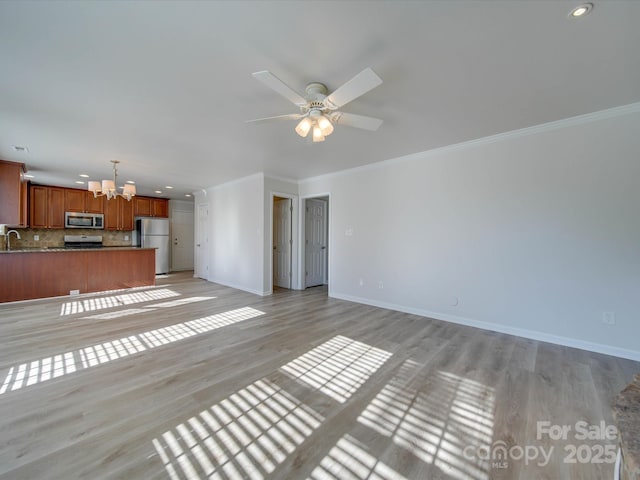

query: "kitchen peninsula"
(0, 247), (156, 303)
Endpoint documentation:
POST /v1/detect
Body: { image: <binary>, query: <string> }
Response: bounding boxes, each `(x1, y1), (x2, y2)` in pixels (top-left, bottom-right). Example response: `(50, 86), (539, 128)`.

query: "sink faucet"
(6, 230), (21, 251)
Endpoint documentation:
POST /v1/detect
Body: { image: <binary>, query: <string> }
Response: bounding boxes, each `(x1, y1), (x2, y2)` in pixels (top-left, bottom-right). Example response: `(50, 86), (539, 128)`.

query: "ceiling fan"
(247, 67), (383, 142)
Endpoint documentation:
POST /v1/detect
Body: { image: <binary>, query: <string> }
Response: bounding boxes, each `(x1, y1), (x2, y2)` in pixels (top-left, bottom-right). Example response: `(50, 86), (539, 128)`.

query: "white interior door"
(305, 198), (327, 288)
(171, 210), (195, 271)
(195, 203), (209, 279)
(273, 198), (292, 288)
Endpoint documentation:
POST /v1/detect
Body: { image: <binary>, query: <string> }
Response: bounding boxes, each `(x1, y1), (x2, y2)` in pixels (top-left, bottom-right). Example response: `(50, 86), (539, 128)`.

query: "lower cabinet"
(0, 249), (156, 303)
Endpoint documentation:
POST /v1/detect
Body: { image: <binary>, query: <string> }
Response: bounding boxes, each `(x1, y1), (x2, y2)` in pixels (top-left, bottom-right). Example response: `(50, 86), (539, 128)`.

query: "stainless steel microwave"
(65, 212), (104, 229)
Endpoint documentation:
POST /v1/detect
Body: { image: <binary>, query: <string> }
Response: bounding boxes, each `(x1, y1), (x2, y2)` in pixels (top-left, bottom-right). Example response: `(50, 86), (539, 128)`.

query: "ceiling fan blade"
(245, 113), (304, 124)
(323, 67), (383, 110)
(252, 71), (307, 107)
(329, 112), (383, 131)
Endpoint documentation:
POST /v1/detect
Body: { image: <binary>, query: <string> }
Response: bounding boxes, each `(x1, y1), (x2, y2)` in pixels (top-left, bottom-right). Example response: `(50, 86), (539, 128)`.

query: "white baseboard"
(208, 278), (268, 297)
(331, 292), (640, 362)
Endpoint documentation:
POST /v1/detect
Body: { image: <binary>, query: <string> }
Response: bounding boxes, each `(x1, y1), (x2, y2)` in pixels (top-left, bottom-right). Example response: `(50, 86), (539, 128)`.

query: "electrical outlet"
(602, 312), (616, 325)
(378, 281), (384, 289)
(124, 235), (129, 241)
(33, 235), (39, 241)
(345, 228), (353, 236)
(70, 289), (80, 296)
(359, 278), (364, 287)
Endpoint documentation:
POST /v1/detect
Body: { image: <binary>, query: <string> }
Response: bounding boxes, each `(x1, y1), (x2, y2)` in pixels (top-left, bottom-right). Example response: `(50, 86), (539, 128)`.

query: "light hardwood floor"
(0, 272), (637, 479)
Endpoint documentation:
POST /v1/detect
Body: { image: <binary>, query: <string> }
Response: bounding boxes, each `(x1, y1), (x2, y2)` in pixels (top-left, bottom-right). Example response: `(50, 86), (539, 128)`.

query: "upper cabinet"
(85, 192), (105, 213)
(64, 188), (105, 214)
(105, 196), (134, 231)
(30, 185), (65, 229)
(64, 189), (85, 212)
(134, 196), (168, 218)
(0, 160), (28, 227)
(24, 183), (167, 229)
(152, 198), (168, 218)
(134, 196), (151, 217)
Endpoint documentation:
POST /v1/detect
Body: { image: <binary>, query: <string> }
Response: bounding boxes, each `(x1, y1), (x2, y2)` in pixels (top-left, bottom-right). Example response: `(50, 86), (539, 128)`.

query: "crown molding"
(299, 101), (640, 185)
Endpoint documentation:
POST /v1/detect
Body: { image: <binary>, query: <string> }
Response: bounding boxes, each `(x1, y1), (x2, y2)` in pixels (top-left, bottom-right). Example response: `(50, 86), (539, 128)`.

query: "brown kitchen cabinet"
(105, 196), (134, 231)
(85, 191), (105, 213)
(152, 198), (168, 217)
(134, 196), (168, 218)
(64, 188), (105, 214)
(0, 248), (156, 303)
(0, 159), (28, 227)
(30, 185), (65, 228)
(119, 196), (134, 230)
(64, 188), (85, 212)
(134, 196), (151, 216)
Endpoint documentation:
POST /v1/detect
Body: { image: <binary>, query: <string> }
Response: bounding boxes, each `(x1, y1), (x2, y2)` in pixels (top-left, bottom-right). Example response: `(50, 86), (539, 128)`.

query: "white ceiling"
(1, 1), (639, 200)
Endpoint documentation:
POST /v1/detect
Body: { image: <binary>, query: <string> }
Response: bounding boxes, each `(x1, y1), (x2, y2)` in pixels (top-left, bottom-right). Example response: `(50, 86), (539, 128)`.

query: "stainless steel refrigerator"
(134, 217), (170, 274)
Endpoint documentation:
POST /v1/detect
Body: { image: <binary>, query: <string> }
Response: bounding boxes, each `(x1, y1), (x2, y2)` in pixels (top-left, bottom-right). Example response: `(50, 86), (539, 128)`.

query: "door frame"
(170, 201), (195, 272)
(195, 202), (209, 280)
(298, 193), (331, 291)
(268, 191), (299, 294)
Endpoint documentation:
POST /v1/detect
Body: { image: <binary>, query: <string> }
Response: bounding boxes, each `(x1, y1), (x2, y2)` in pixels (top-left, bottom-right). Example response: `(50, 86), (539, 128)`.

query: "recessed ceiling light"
(12, 145), (29, 153)
(75, 181), (85, 185)
(79, 174), (89, 178)
(155, 190), (163, 194)
(185, 194), (192, 198)
(24, 174), (35, 179)
(165, 186), (174, 189)
(569, 3), (593, 18)
(126, 180), (135, 184)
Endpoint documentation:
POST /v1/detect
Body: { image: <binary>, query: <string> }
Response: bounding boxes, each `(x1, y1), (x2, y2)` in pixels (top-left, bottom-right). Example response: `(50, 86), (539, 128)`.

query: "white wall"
(299, 106), (640, 360)
(204, 173), (265, 295)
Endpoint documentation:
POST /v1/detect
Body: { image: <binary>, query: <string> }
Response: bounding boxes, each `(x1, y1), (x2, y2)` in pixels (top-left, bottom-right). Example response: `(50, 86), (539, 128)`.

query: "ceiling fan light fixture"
(295, 117), (313, 137)
(249, 67), (383, 141)
(317, 115), (334, 136)
(312, 126), (325, 142)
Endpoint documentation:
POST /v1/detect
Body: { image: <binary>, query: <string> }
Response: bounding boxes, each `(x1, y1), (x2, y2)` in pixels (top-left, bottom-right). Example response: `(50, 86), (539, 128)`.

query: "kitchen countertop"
(0, 246), (156, 253)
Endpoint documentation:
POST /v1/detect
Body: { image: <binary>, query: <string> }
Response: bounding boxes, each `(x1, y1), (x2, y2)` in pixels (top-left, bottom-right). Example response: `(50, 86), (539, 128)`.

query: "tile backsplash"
(2, 228), (133, 249)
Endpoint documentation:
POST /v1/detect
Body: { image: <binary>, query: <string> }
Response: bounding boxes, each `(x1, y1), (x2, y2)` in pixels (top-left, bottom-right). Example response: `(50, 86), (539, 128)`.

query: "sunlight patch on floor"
(79, 296), (216, 320)
(152, 335), (390, 479)
(0, 306), (264, 394)
(279, 335), (393, 403)
(357, 367), (495, 480)
(308, 434), (409, 480)
(153, 378), (324, 480)
(60, 288), (181, 316)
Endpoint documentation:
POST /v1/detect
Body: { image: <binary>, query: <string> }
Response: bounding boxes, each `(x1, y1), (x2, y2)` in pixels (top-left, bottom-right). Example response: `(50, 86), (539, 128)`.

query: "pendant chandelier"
(88, 160), (136, 201)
